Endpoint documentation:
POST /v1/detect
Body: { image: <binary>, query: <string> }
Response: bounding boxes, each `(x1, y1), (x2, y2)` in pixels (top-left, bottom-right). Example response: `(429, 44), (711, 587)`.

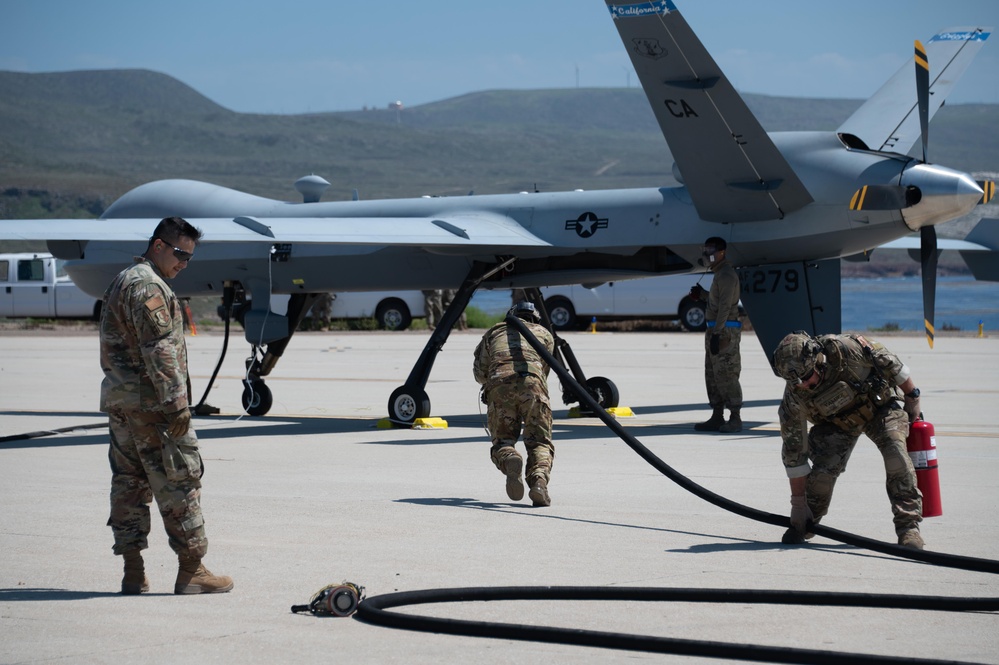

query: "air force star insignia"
(565, 212), (609, 238)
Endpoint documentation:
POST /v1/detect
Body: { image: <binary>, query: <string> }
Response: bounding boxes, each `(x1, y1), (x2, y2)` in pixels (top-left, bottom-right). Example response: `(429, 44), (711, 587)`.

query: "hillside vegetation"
(1, 68), (995, 272)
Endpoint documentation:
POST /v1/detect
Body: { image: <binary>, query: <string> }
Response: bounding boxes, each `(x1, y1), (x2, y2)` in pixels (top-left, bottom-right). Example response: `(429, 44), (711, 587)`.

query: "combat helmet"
(510, 300), (541, 322)
(773, 331), (825, 384)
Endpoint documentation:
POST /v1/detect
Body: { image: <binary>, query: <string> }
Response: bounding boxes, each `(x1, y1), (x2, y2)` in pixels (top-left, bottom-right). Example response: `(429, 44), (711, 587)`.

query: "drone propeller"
(978, 179), (996, 205)
(920, 225), (939, 348)
(913, 38), (938, 348)
(915, 39), (930, 164)
(847, 40), (947, 347)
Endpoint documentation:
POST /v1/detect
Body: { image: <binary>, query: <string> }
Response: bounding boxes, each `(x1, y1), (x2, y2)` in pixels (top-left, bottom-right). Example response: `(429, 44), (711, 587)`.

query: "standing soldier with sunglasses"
(100, 216), (233, 595)
(772, 331), (925, 550)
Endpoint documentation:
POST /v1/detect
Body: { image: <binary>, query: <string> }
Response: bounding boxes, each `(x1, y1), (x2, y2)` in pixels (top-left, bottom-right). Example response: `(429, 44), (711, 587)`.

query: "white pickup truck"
(0, 252), (102, 320)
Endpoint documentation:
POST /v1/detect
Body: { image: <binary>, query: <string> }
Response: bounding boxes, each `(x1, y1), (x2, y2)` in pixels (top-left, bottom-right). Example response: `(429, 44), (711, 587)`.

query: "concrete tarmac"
(2, 328), (998, 664)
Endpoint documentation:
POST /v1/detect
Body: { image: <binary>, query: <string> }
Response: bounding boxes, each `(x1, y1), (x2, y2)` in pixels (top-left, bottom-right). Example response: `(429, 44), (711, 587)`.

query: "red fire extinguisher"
(907, 419), (942, 517)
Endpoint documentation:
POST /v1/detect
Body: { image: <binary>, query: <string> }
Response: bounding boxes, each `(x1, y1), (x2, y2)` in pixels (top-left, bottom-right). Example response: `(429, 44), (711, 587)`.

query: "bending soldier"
(772, 331), (925, 549)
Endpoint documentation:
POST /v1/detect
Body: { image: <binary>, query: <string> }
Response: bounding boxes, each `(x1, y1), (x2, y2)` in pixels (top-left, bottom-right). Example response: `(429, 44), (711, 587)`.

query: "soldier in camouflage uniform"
(691, 237), (743, 433)
(312, 292), (334, 330)
(473, 301), (556, 506)
(422, 289), (443, 329)
(772, 331), (925, 549)
(101, 217), (233, 595)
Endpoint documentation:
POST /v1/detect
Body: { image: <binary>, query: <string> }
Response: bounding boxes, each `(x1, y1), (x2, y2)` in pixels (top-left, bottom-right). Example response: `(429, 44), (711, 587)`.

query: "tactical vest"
(806, 335), (897, 432)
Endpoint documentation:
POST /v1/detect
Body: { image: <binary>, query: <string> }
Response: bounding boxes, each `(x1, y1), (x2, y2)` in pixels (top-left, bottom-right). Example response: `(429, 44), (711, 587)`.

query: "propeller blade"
(920, 225), (938, 348)
(978, 180), (996, 205)
(849, 185), (919, 211)
(915, 39), (930, 163)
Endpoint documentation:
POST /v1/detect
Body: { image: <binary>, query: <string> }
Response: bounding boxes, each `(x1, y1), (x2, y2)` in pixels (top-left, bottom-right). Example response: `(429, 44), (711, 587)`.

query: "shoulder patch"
(144, 294), (166, 312)
(143, 293), (172, 332)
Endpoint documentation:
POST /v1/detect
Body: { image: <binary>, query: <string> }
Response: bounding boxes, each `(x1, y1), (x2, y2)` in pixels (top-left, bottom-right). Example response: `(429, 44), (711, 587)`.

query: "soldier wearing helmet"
(772, 331), (925, 549)
(473, 301), (556, 506)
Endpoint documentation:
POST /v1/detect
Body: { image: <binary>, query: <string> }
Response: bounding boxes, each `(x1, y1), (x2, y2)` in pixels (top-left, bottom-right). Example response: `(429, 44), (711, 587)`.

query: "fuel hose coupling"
(291, 581), (365, 617)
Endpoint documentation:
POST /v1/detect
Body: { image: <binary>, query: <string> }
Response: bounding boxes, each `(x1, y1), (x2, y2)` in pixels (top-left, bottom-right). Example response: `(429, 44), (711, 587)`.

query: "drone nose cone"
(900, 163), (983, 231)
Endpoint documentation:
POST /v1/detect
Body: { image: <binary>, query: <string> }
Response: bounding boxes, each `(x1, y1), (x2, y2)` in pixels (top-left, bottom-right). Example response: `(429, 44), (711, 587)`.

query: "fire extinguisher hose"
(353, 316), (999, 665)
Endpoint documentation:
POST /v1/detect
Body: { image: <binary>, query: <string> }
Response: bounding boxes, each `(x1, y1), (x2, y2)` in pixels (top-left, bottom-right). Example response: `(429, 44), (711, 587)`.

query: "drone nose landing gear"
(242, 348), (274, 417)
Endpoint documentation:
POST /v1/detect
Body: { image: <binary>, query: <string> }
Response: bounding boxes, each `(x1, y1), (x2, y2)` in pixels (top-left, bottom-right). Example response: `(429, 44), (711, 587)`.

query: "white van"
(540, 273), (713, 332)
(0, 252), (102, 320)
(226, 291), (426, 330)
(225, 274), (714, 332)
(328, 291), (425, 330)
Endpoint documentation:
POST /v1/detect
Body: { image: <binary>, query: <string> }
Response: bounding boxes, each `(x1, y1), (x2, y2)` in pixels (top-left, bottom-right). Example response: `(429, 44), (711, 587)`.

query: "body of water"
(470, 276), (999, 333)
(841, 276), (999, 333)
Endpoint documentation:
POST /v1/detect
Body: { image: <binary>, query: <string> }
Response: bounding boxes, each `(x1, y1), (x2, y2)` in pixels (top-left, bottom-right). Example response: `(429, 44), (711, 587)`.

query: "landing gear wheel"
(241, 379), (273, 416)
(585, 376), (620, 409)
(387, 385), (431, 425)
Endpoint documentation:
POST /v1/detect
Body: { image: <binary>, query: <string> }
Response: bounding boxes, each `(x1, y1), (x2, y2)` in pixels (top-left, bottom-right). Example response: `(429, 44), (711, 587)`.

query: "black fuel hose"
(357, 586), (998, 665)
(354, 315), (999, 664)
(3, 287), (236, 443)
(502, 315), (999, 575)
(0, 422), (105, 443)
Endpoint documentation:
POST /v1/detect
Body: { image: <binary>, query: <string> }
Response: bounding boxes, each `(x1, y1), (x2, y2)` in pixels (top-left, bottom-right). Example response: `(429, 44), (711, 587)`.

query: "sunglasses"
(157, 238), (194, 262)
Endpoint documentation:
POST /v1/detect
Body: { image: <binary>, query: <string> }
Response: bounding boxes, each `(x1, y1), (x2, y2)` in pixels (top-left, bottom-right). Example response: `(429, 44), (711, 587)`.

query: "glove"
(903, 395), (922, 423)
(709, 333), (720, 355)
(689, 284), (705, 301)
(789, 495), (813, 535)
(165, 408), (191, 438)
(480, 388), (489, 405)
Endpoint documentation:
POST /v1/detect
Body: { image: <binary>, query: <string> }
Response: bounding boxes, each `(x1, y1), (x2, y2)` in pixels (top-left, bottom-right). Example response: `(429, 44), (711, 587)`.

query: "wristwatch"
(905, 387), (920, 398)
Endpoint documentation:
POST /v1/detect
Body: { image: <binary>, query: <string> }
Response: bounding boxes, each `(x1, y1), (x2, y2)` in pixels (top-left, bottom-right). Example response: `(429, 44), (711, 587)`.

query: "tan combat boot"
(121, 550), (149, 595)
(528, 475), (551, 507)
(175, 554), (234, 594)
(502, 456), (525, 501)
(898, 528), (925, 550)
(492, 446), (525, 501)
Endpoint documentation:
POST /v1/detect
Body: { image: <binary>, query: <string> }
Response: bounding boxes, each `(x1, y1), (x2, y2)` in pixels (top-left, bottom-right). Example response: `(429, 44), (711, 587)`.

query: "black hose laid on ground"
(504, 315), (999, 575)
(0, 422), (105, 443)
(353, 315), (999, 664)
(357, 586), (998, 665)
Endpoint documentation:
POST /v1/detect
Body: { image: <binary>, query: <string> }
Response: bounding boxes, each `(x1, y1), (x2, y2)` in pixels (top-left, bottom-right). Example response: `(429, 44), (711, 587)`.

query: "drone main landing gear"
(383, 264), (495, 426)
(384, 270), (622, 426)
(521, 288), (620, 417)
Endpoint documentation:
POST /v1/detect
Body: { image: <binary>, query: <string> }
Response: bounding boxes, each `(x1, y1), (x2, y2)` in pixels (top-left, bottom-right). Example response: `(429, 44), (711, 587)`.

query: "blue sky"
(3, 1), (997, 114)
